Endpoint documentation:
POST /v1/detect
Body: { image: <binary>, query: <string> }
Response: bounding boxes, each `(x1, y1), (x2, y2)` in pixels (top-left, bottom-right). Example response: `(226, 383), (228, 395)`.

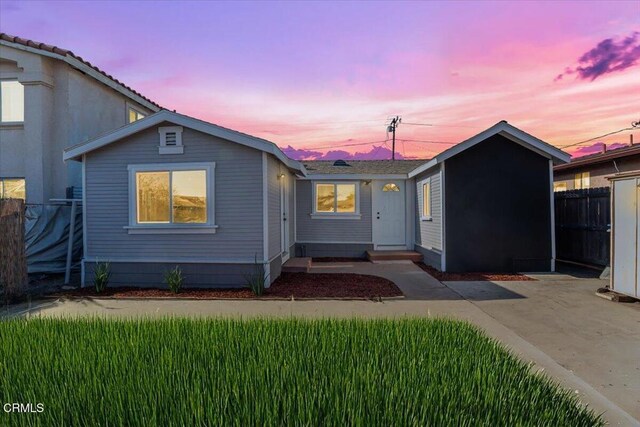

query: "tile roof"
(302, 160), (429, 175)
(0, 33), (162, 110)
(555, 144), (640, 171)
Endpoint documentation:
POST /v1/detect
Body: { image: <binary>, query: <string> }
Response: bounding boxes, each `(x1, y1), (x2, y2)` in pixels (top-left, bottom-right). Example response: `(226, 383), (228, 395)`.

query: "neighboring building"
(64, 113), (569, 287)
(0, 33), (161, 203)
(553, 144), (640, 191)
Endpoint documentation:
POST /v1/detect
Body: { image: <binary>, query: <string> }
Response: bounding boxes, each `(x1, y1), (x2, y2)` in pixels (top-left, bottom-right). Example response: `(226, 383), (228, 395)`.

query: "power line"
(302, 139), (389, 150)
(402, 122), (480, 129)
(397, 138), (457, 145)
(560, 127), (636, 149)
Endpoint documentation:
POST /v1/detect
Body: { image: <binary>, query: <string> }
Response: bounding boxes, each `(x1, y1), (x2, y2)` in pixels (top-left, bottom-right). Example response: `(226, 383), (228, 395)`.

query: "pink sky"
(1, 0), (638, 159)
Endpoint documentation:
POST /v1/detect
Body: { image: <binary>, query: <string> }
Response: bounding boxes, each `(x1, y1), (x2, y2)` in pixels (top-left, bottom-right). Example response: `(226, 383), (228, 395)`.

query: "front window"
(0, 80), (25, 123)
(128, 163), (214, 231)
(128, 107), (146, 123)
(574, 172), (590, 190)
(314, 182), (357, 214)
(0, 178), (26, 200)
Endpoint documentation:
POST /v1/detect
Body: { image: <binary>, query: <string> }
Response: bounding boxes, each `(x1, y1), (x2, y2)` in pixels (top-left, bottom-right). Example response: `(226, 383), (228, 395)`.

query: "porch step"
(366, 250), (423, 262)
(282, 257), (311, 273)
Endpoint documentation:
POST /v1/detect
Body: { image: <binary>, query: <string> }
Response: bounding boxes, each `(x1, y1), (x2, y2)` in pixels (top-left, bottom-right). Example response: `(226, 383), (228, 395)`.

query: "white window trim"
(310, 181), (361, 219)
(158, 126), (184, 155)
(0, 79), (25, 125)
(126, 162), (216, 234)
(421, 177), (432, 221)
(126, 103), (146, 124)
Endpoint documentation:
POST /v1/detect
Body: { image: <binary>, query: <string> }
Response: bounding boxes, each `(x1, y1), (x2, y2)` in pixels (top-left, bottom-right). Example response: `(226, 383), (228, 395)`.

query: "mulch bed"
(312, 257), (369, 263)
(415, 263), (535, 282)
(51, 272), (402, 299)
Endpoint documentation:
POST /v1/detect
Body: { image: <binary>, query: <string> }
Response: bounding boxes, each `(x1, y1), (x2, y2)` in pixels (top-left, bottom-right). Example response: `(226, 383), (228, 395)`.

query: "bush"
(164, 266), (183, 294)
(245, 255), (268, 296)
(93, 262), (111, 293)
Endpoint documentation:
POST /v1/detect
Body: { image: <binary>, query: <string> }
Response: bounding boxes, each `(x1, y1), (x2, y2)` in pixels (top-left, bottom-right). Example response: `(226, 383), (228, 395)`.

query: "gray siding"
(415, 167), (443, 252)
(267, 155), (282, 259)
(269, 255), (282, 284)
(295, 243), (373, 258)
(289, 173), (295, 247)
(414, 245), (442, 270)
(295, 180), (372, 243)
(85, 125), (264, 261)
(85, 261), (256, 287)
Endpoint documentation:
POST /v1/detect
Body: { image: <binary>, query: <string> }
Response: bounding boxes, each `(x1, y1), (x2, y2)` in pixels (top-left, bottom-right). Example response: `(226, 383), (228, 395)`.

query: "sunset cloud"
(281, 145), (409, 161)
(556, 31), (640, 81)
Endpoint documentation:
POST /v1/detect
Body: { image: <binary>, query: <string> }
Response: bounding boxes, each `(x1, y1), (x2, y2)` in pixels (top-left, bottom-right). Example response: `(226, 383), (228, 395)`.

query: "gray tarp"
(25, 204), (83, 274)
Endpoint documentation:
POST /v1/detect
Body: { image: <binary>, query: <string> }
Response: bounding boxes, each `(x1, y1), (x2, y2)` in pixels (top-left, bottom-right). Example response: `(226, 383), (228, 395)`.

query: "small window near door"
(422, 180), (431, 220)
(382, 183), (400, 192)
(574, 172), (590, 190)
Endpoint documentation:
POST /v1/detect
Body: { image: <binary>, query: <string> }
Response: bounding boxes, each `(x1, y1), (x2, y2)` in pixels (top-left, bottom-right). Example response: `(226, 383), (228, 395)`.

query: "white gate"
(611, 175), (639, 298)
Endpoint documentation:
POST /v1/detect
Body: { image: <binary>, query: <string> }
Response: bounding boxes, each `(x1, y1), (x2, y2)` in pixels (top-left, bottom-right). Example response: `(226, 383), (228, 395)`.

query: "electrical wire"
(560, 127), (636, 149)
(302, 140), (389, 150)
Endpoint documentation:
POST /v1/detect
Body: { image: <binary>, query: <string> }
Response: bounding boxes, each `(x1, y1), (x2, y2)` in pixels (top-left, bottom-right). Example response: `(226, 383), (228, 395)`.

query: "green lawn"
(0, 318), (601, 426)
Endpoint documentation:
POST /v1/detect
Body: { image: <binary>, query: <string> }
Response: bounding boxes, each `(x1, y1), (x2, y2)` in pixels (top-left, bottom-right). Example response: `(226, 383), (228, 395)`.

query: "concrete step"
(366, 250), (423, 262)
(282, 257), (312, 273)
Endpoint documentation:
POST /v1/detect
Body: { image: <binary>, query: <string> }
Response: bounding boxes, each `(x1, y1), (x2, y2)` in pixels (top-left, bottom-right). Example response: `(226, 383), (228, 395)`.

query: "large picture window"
(312, 182), (359, 218)
(127, 163), (215, 233)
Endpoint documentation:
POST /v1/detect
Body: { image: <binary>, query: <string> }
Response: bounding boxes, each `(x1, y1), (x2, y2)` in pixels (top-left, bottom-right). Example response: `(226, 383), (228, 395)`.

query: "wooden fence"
(554, 187), (610, 267)
(0, 199), (27, 301)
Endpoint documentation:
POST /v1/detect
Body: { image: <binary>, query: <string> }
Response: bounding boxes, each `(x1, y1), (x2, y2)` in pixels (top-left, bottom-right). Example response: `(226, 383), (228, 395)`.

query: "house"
(553, 143), (640, 192)
(63, 112), (569, 287)
(0, 33), (160, 203)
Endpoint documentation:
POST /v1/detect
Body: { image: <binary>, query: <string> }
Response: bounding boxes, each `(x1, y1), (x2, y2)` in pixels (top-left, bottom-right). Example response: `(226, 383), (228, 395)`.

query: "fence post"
(64, 200), (77, 285)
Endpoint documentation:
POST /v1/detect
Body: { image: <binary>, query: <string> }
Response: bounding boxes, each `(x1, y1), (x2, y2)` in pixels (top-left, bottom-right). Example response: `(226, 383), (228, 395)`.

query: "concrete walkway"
(4, 262), (639, 425)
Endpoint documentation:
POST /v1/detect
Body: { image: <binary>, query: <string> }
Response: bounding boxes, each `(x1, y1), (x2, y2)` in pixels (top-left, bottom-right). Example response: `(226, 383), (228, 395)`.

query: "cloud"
(281, 145), (411, 160)
(556, 31), (640, 81)
(569, 142), (628, 157)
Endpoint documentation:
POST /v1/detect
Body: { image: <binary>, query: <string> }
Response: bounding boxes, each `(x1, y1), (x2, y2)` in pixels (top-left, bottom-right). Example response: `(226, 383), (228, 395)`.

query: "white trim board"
(408, 121), (570, 178)
(63, 110), (307, 174)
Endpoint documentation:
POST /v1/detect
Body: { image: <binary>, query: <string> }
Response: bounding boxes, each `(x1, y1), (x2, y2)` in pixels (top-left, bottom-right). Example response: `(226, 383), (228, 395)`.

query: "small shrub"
(165, 266), (183, 294)
(245, 254), (268, 296)
(93, 262), (111, 293)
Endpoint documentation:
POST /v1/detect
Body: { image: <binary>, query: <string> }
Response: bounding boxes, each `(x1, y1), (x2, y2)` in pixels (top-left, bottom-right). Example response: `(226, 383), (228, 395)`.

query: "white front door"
(281, 176), (291, 262)
(372, 180), (406, 249)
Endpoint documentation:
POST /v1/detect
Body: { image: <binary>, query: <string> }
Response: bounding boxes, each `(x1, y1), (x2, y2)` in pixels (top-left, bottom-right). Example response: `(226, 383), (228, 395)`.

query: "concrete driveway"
(5, 261), (639, 425)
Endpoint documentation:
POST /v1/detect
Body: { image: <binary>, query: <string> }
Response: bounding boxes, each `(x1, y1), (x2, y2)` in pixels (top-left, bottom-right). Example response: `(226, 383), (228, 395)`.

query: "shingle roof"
(555, 144), (640, 171)
(302, 160), (429, 175)
(0, 33), (162, 110)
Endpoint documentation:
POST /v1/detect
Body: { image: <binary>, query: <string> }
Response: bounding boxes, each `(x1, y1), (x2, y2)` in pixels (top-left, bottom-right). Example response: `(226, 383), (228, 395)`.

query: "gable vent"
(165, 132), (177, 146)
(333, 159), (350, 166)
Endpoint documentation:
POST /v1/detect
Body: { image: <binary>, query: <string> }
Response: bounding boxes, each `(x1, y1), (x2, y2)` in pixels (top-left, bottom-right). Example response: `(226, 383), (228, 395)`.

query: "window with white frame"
(127, 106), (146, 123)
(421, 179), (432, 220)
(313, 182), (358, 216)
(0, 80), (25, 123)
(127, 163), (215, 232)
(158, 126), (184, 154)
(0, 178), (26, 200)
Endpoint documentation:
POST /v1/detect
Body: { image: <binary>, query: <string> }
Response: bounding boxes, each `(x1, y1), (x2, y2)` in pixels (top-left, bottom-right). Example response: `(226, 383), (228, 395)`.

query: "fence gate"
(555, 187), (610, 267)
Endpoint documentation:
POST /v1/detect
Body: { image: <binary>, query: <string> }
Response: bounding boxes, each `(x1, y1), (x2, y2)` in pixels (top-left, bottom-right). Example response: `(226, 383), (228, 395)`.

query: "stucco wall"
(0, 44), (153, 203)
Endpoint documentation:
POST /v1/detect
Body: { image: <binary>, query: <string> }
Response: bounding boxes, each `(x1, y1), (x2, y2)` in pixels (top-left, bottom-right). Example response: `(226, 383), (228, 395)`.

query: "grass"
(0, 318), (601, 426)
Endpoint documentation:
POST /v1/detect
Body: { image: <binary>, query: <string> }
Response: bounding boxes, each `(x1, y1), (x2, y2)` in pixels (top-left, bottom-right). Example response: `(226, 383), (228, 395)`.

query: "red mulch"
(51, 273), (402, 299)
(312, 257), (369, 263)
(415, 263), (535, 282)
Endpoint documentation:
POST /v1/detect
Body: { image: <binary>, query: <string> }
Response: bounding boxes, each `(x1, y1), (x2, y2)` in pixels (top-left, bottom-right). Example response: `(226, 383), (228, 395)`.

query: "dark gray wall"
(444, 135), (552, 272)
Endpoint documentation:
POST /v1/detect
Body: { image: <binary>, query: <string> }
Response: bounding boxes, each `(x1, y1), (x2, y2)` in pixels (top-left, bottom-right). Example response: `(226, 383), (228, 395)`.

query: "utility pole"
(387, 116), (401, 160)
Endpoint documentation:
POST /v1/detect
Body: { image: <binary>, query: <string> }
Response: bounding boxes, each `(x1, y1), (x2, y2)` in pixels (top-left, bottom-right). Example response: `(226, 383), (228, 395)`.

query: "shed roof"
(0, 33), (161, 111)
(303, 160), (428, 175)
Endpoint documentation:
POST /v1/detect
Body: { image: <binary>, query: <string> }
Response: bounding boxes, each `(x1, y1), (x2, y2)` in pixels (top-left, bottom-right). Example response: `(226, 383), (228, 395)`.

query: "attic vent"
(333, 159), (350, 166)
(164, 132), (177, 146)
(158, 126), (184, 155)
